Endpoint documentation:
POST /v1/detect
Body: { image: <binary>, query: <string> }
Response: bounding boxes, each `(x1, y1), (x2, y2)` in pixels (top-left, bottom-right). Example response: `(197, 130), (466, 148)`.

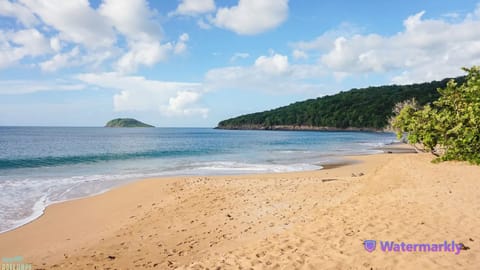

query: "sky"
(1, 0), (480, 127)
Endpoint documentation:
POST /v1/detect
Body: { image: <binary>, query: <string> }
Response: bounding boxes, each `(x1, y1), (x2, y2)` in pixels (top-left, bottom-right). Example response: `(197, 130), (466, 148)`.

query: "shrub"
(393, 66), (480, 164)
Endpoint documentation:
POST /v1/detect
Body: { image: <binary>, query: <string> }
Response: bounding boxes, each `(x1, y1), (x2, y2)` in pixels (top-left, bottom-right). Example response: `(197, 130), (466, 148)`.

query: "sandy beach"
(0, 150), (479, 269)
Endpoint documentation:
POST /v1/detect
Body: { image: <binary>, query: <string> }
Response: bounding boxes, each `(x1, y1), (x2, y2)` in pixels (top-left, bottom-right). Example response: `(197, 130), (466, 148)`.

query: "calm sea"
(0, 127), (396, 233)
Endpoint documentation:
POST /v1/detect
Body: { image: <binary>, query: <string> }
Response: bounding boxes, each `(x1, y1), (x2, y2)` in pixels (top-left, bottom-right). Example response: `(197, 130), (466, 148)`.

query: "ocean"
(0, 127), (396, 233)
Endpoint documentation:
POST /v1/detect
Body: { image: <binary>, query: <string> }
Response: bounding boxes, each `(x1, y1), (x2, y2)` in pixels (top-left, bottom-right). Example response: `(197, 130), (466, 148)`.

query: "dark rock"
(459, 243), (470, 250)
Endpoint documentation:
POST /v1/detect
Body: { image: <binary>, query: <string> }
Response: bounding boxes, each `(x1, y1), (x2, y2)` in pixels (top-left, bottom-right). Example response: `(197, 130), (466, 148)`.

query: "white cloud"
(293, 7), (480, 84)
(114, 30), (188, 73)
(254, 53), (289, 75)
(0, 28), (51, 68)
(206, 53), (324, 93)
(213, 0), (288, 35)
(20, 0), (115, 48)
(0, 0), (184, 73)
(77, 72), (208, 117)
(98, 0), (184, 74)
(49, 36), (62, 52)
(10, 28), (51, 55)
(98, 0), (162, 42)
(0, 79), (84, 94)
(174, 33), (189, 54)
(292, 22), (361, 52)
(0, 0), (38, 26)
(173, 0), (215, 16)
(115, 41), (173, 74)
(179, 32), (189, 42)
(197, 17), (212, 29)
(163, 91), (209, 117)
(292, 49), (307, 60)
(39, 46), (80, 72)
(39, 46), (118, 72)
(209, 6), (480, 93)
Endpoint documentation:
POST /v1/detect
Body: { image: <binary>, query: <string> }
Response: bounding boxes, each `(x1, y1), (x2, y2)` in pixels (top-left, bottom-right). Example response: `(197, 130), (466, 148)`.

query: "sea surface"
(0, 127), (397, 233)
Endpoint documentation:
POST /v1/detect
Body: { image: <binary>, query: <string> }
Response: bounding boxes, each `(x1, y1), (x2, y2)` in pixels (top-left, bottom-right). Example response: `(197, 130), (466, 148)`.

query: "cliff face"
(105, 118), (154, 128)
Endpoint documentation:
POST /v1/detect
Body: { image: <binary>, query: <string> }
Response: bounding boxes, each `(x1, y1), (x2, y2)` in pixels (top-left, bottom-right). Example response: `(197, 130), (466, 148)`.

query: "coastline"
(215, 124), (385, 132)
(0, 149), (479, 269)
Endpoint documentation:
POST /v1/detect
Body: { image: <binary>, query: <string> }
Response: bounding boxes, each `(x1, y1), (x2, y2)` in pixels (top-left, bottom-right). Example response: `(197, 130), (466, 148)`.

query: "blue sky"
(1, 0), (480, 127)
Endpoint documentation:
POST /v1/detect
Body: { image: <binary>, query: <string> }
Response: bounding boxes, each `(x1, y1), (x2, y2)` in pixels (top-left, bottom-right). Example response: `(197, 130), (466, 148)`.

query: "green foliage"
(105, 118), (154, 128)
(393, 67), (480, 164)
(218, 77), (464, 130)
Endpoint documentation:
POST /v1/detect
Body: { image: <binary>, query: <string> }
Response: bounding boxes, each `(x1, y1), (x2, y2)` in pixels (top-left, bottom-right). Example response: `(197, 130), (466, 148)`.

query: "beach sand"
(0, 151), (479, 269)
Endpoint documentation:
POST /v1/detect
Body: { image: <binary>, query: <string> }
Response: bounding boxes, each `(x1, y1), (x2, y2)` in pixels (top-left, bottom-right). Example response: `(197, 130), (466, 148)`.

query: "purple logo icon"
(364, 240), (376, 252)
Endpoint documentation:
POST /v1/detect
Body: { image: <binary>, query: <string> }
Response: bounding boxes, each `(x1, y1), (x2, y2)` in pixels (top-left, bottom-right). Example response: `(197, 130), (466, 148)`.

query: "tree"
(393, 66), (480, 164)
(218, 76), (460, 130)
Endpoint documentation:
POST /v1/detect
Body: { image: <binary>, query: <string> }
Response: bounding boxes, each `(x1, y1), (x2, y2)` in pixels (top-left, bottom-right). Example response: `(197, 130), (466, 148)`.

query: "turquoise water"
(0, 127), (396, 232)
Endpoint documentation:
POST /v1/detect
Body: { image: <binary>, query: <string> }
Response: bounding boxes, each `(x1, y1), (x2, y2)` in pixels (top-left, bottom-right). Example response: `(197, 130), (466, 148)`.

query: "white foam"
(0, 161), (323, 233)
(189, 161), (322, 173)
(0, 173), (143, 233)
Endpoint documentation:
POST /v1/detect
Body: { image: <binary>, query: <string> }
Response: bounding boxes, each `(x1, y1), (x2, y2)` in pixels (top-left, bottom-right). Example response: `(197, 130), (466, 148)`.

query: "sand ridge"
(0, 152), (478, 269)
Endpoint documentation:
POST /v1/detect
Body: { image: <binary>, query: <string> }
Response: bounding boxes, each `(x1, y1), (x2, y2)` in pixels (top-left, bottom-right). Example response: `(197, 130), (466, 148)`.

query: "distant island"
(105, 118), (154, 128)
(217, 76), (465, 131)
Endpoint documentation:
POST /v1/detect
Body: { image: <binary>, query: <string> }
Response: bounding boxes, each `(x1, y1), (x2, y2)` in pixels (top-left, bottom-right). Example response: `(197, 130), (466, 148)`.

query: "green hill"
(105, 118), (154, 128)
(217, 77), (465, 131)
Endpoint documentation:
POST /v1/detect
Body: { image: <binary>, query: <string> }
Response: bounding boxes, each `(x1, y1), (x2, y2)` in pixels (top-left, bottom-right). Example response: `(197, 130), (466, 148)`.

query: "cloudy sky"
(1, 0), (480, 126)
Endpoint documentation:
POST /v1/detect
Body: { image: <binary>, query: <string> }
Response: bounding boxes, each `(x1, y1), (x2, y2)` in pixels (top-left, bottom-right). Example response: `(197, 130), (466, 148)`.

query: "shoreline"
(216, 125), (386, 132)
(0, 162), (349, 236)
(0, 147), (391, 235)
(1, 148), (478, 269)
(0, 144), (407, 236)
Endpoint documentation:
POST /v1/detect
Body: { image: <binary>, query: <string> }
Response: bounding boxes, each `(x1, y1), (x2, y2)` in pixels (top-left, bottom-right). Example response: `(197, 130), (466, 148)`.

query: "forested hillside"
(217, 77), (464, 130)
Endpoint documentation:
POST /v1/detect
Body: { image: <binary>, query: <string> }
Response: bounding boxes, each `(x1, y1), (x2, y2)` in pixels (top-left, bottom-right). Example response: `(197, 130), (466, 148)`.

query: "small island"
(105, 118), (154, 128)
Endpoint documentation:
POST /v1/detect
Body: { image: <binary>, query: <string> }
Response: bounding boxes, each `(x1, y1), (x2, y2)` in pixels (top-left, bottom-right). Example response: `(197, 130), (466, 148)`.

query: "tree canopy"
(218, 77), (464, 130)
(393, 67), (480, 164)
(105, 118), (154, 128)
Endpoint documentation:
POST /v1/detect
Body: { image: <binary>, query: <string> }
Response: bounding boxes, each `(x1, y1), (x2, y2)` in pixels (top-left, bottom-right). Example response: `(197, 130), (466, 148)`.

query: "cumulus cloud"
(292, 23), (361, 52)
(206, 52), (324, 93)
(77, 72), (208, 117)
(163, 91), (208, 117)
(20, 0), (115, 48)
(254, 53), (289, 75)
(173, 0), (215, 16)
(0, 28), (51, 68)
(40, 46), (80, 72)
(213, 0), (288, 35)
(0, 0), (38, 26)
(114, 32), (189, 74)
(10, 28), (51, 55)
(115, 41), (173, 74)
(0, 0), (187, 73)
(39, 46), (118, 72)
(98, 0), (162, 42)
(49, 36), (62, 52)
(293, 7), (480, 84)
(99, 0), (183, 74)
